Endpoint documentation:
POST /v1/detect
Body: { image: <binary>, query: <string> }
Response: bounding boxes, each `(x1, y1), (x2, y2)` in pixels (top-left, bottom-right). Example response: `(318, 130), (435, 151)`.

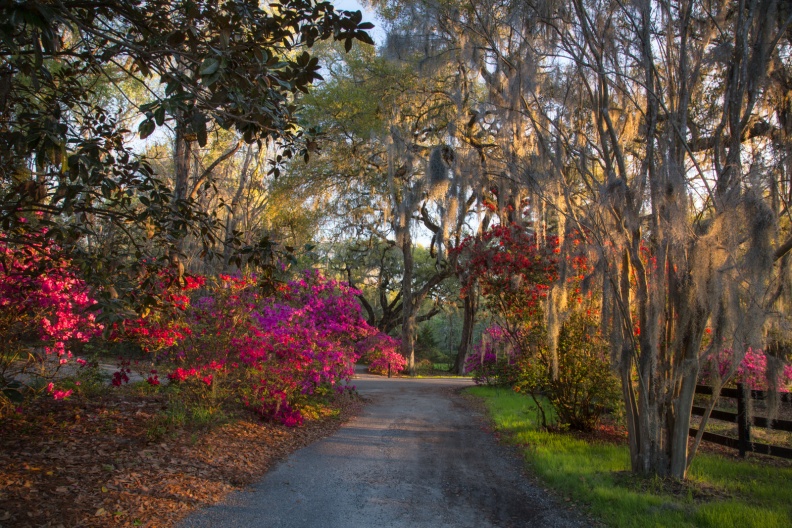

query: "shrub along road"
(179, 371), (588, 528)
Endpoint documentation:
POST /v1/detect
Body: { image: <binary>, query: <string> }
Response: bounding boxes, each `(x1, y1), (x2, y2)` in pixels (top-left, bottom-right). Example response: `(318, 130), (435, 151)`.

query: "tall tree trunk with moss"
(452, 289), (477, 375)
(399, 224), (416, 373)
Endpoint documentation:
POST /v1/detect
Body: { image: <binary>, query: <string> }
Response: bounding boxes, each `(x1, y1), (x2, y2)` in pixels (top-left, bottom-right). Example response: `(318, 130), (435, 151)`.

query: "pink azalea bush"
(464, 326), (518, 386)
(113, 269), (387, 426)
(238, 270), (376, 424)
(357, 334), (406, 376)
(700, 347), (792, 392)
(0, 235), (394, 425)
(0, 232), (102, 404)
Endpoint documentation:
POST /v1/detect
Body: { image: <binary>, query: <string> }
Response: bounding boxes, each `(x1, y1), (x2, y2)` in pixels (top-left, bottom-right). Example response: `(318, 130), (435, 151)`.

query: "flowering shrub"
(464, 326), (518, 386)
(0, 239), (389, 426)
(452, 224), (560, 325)
(700, 348), (792, 392)
(358, 334), (406, 375)
(454, 225), (617, 430)
(108, 267), (204, 354)
(0, 233), (102, 407)
(126, 269), (382, 425)
(239, 270), (376, 423)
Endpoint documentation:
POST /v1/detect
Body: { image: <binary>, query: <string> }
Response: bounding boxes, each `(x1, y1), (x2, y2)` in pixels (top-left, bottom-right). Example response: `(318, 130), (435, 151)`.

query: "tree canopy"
(0, 0), (373, 306)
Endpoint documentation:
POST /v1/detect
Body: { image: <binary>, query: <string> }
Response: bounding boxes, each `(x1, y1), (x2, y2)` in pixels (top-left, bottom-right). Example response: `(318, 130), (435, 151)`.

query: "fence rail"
(693, 384), (792, 404)
(688, 383), (792, 459)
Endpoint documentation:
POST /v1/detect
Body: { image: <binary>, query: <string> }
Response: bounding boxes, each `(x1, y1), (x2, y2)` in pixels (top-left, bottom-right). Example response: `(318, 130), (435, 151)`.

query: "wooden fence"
(689, 384), (792, 459)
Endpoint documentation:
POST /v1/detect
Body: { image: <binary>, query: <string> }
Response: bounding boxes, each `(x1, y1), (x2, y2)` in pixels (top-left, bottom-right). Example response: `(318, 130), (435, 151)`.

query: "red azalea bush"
(357, 334), (406, 376)
(0, 232), (103, 408)
(108, 266), (205, 354)
(452, 224), (560, 322)
(453, 224), (619, 430)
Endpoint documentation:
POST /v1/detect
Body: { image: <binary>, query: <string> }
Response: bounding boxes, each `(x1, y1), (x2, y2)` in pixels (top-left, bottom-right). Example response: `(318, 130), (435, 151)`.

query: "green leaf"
(199, 57), (220, 76)
(356, 31), (375, 46)
(138, 119), (155, 139)
(1, 384), (24, 403)
(193, 112), (208, 147)
(154, 106), (166, 126)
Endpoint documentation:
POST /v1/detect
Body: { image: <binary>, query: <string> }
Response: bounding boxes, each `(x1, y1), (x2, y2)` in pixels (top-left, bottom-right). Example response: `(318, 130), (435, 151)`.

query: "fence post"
(737, 382), (751, 457)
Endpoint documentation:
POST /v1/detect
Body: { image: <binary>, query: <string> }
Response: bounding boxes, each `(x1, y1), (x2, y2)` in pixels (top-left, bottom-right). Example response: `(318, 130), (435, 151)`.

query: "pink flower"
(53, 389), (72, 400)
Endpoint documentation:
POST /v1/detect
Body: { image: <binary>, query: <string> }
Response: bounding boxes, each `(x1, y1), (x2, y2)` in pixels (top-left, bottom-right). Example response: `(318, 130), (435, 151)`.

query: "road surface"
(179, 371), (586, 528)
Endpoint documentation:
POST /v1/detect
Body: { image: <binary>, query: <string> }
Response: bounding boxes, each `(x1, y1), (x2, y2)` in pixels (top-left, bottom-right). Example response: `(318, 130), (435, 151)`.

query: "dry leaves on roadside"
(0, 393), (363, 528)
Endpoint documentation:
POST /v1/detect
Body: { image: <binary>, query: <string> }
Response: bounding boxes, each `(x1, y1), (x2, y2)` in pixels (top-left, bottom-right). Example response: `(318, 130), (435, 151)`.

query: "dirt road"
(179, 371), (587, 528)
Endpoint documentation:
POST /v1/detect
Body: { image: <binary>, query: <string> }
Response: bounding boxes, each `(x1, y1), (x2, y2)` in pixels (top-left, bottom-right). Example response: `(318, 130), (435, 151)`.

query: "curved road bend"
(179, 370), (587, 528)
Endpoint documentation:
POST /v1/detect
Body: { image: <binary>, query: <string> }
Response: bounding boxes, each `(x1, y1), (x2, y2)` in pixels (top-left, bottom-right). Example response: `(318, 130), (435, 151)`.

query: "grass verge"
(466, 386), (792, 528)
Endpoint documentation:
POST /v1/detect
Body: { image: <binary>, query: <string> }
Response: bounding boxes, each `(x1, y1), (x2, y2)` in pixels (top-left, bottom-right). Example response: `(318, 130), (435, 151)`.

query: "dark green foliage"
(0, 0), (373, 315)
(515, 312), (621, 431)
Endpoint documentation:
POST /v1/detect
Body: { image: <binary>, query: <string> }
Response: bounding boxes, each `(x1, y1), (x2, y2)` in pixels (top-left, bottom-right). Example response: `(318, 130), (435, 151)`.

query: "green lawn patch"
(466, 386), (792, 528)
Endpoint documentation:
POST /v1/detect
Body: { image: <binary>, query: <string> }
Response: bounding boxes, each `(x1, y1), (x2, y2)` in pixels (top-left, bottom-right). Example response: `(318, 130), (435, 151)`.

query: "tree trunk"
(453, 289), (477, 375)
(223, 146), (254, 270)
(171, 126), (192, 254)
(400, 227), (416, 374)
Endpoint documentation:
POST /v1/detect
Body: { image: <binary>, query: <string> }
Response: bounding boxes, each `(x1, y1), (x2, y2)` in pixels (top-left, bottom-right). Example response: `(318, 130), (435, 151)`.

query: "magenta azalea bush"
(0, 234), (402, 426)
(464, 326), (518, 386)
(112, 269), (386, 425)
(357, 334), (406, 376)
(700, 347), (792, 392)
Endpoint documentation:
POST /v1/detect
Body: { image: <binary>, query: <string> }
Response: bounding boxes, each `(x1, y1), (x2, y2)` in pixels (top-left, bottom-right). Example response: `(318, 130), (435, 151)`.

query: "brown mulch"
(0, 392), (363, 528)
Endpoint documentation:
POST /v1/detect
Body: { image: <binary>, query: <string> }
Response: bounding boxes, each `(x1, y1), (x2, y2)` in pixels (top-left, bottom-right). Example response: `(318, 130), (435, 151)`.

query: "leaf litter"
(0, 391), (363, 527)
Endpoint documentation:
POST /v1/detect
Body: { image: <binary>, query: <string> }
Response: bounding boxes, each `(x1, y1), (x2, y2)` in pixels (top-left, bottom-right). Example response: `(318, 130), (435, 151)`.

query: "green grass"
(467, 386), (792, 528)
(411, 374), (470, 379)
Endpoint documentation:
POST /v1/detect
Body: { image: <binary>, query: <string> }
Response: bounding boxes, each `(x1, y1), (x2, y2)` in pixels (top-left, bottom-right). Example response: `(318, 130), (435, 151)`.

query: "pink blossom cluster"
(0, 234), (103, 395)
(464, 326), (516, 385)
(115, 269), (390, 426)
(700, 348), (792, 392)
(357, 334), (406, 375)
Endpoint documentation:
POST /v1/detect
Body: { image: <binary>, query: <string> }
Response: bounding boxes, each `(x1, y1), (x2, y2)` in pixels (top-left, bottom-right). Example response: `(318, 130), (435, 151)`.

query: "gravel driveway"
(179, 371), (588, 528)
